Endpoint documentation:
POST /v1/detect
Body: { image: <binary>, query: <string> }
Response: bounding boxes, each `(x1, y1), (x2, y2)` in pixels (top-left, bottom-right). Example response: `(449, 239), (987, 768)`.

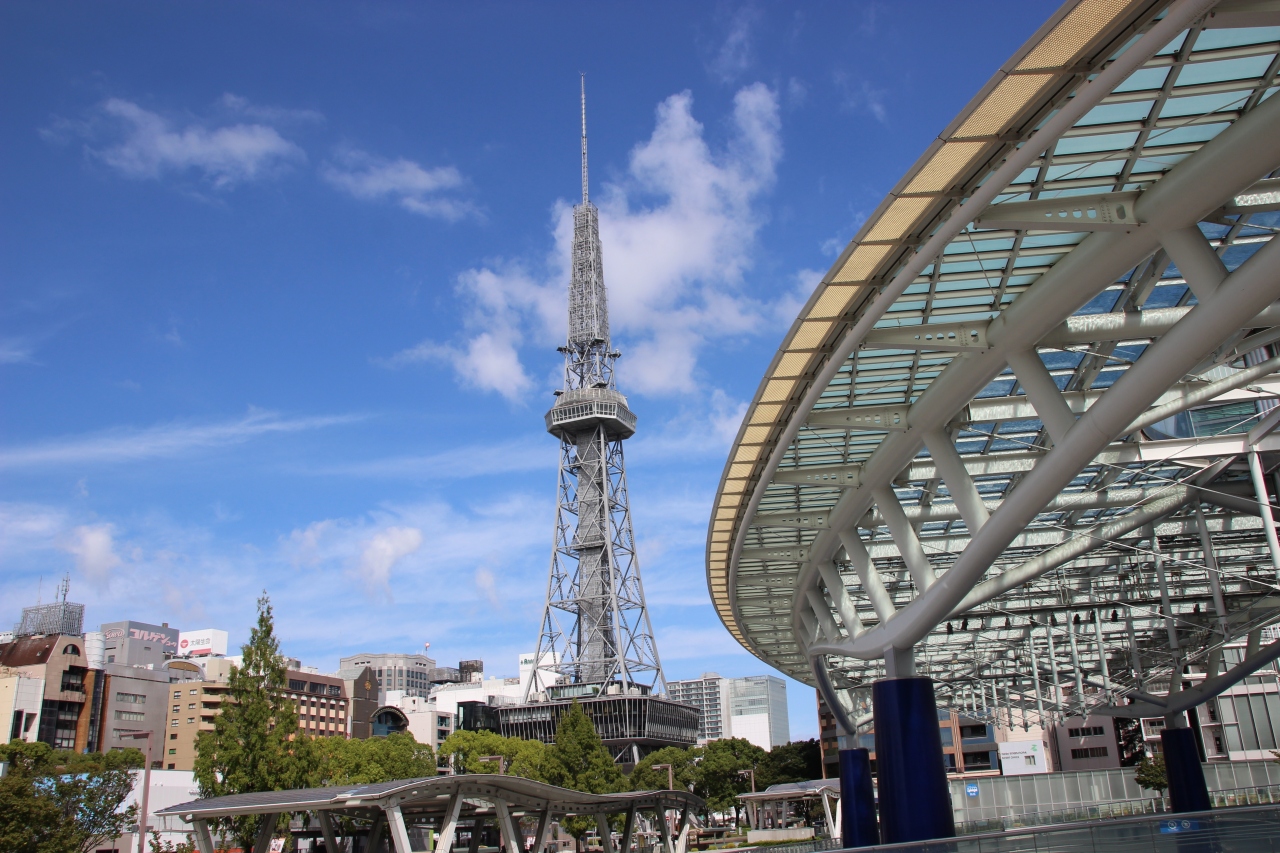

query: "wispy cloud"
(217, 93), (325, 126)
(834, 72), (888, 123)
(57, 98), (307, 188)
(315, 436), (554, 480)
(321, 148), (478, 221)
(0, 337), (37, 365)
(0, 410), (360, 469)
(708, 5), (761, 84)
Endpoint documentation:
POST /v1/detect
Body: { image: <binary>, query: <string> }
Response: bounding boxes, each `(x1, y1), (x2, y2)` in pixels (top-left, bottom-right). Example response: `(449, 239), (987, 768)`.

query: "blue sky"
(1, 1), (1058, 740)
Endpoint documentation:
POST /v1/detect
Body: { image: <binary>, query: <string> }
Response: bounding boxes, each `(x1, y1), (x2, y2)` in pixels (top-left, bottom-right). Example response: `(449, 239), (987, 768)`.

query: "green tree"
(1135, 754), (1168, 797)
(543, 703), (624, 850)
(696, 739), (767, 825)
(0, 740), (143, 853)
(759, 739), (821, 786)
(437, 730), (549, 779)
(630, 746), (699, 793)
(194, 593), (313, 852)
(312, 732), (437, 785)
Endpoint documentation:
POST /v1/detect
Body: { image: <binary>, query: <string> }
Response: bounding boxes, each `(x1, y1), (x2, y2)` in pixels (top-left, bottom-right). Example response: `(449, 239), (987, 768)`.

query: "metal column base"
(838, 748), (879, 848)
(872, 677), (955, 844)
(1162, 726), (1211, 813)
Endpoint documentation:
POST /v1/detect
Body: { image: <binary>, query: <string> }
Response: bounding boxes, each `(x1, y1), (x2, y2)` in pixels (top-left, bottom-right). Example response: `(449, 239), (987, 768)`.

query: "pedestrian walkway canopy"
(159, 774), (703, 853)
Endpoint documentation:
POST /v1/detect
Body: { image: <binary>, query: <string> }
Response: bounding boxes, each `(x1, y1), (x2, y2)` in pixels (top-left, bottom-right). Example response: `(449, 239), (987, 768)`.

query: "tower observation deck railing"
(545, 387), (637, 439)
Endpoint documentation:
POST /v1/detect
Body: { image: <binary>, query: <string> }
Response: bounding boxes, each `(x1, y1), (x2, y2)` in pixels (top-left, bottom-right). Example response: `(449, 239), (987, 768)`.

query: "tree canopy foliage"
(311, 732), (437, 785)
(1135, 754), (1168, 795)
(194, 593), (313, 851)
(0, 740), (143, 853)
(438, 729), (549, 779)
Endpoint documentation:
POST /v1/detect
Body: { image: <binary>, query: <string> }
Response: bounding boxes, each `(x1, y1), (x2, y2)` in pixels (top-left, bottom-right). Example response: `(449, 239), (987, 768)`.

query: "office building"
(1, 666), (45, 743)
(101, 620), (180, 668)
(338, 651), (456, 700)
(668, 673), (788, 750)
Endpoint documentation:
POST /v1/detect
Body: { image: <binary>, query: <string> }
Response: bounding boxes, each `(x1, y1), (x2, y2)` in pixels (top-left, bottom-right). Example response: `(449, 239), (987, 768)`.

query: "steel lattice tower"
(525, 77), (667, 701)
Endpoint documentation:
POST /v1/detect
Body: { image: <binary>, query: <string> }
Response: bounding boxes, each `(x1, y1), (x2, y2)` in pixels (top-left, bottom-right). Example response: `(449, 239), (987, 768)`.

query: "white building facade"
(668, 673), (788, 750)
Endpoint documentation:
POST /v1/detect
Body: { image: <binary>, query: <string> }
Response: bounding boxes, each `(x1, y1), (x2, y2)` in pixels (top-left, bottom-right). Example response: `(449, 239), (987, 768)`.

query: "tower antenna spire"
(580, 73), (588, 205)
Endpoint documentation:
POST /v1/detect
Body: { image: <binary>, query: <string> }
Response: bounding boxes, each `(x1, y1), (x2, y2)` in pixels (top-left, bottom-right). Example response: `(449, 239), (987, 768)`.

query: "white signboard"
(998, 740), (1049, 775)
(178, 629), (228, 658)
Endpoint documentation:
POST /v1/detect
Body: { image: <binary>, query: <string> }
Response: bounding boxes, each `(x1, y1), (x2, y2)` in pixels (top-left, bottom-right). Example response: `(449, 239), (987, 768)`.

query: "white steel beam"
(1005, 348), (1077, 445)
(872, 484), (936, 590)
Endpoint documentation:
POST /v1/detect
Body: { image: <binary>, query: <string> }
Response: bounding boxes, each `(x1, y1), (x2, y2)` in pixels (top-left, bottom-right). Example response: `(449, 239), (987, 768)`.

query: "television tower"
(525, 76), (667, 699)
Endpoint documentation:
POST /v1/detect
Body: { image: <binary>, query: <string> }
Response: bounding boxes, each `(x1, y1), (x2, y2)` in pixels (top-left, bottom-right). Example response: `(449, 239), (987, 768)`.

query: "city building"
(727, 675), (789, 751)
(0, 633), (94, 751)
(285, 669), (349, 738)
(101, 620), (179, 667)
(167, 678), (231, 771)
(338, 650), (452, 700)
(1052, 716), (1122, 772)
(1, 665), (44, 743)
(668, 674), (729, 743)
(373, 691), (455, 750)
(668, 673), (789, 750)
(176, 629), (228, 659)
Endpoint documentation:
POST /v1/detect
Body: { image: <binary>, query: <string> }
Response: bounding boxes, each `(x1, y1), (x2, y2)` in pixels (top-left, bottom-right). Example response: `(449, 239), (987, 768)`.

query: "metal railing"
(866, 803), (1280, 852)
(955, 782), (1280, 835)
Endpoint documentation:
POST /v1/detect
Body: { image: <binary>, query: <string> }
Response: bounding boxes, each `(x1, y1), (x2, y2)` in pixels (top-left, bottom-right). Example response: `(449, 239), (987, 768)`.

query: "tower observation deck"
(498, 77), (697, 765)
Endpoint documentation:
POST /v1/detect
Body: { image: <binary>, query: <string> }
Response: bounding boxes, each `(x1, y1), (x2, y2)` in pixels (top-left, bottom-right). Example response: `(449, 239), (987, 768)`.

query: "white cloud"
(708, 6), (761, 84)
(322, 149), (477, 221)
(0, 410), (359, 469)
(0, 337), (36, 365)
(218, 93), (325, 125)
(834, 72), (888, 123)
(400, 82), (793, 401)
(354, 526), (423, 596)
(62, 524), (123, 582)
(87, 98), (305, 187)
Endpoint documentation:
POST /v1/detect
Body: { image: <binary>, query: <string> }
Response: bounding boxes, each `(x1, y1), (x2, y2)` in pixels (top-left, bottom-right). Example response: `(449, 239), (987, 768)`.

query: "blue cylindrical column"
(838, 748), (879, 848)
(872, 677), (955, 843)
(1162, 725), (1211, 813)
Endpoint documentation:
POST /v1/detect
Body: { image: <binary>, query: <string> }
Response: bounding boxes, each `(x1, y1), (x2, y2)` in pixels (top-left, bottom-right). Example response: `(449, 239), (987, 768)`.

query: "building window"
(170, 720), (179, 727)
(114, 710), (146, 722)
(173, 691), (182, 699)
(1071, 746), (1109, 759)
(115, 692), (147, 705)
(168, 749), (176, 755)
(63, 644), (81, 656)
(1068, 726), (1106, 738)
(170, 733), (178, 740)
(172, 706), (180, 713)
(190, 689), (198, 695)
(288, 680), (307, 691)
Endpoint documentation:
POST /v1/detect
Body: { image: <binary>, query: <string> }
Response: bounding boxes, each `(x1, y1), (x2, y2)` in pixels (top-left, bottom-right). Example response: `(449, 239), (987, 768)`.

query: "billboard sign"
(178, 629), (228, 658)
(998, 740), (1049, 776)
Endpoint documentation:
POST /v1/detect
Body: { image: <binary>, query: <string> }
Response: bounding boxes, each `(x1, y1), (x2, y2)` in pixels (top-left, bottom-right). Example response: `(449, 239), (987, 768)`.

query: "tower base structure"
(497, 691), (698, 769)
(872, 677), (955, 844)
(1162, 724), (1211, 813)
(838, 748), (879, 848)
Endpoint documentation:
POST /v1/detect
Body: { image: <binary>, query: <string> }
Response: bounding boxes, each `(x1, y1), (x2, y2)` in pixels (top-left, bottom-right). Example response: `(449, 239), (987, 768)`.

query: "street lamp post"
(737, 768), (756, 793)
(651, 763), (673, 791)
(479, 755), (507, 774)
(125, 732), (153, 853)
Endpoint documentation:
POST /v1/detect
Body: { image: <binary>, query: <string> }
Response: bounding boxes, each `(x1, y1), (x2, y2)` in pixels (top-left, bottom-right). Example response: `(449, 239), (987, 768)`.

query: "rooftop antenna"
(580, 73), (589, 205)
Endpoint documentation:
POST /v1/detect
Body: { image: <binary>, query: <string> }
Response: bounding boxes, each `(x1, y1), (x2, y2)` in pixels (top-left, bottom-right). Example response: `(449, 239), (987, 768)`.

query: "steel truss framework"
(707, 0), (1280, 737)
(528, 80), (666, 700)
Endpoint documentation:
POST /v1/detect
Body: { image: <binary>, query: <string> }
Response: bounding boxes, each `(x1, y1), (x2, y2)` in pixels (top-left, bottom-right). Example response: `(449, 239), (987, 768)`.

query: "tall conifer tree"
(194, 593), (312, 851)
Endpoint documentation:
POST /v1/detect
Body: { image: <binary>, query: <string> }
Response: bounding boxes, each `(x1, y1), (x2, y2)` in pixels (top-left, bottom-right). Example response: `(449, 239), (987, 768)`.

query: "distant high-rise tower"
(527, 75), (666, 697)
(502, 79), (697, 766)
